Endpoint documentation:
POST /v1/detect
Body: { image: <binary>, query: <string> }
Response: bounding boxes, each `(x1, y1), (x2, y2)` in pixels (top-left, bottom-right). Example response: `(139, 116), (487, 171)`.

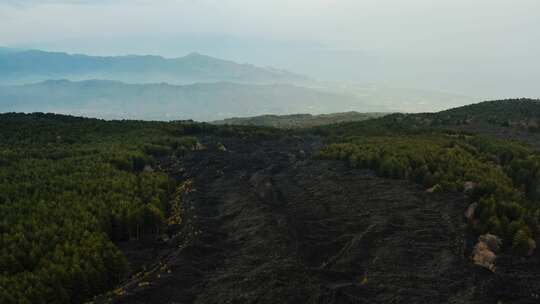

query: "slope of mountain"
(316, 98), (540, 149)
(0, 48), (309, 85)
(428, 98), (540, 148)
(435, 98), (540, 125)
(0, 79), (384, 121)
(3, 103), (540, 304)
(212, 111), (388, 128)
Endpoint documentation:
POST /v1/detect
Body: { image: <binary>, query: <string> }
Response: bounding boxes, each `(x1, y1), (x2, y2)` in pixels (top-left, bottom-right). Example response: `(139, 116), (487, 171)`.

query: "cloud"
(1, 0), (125, 5)
(2, 0), (539, 54)
(0, 0), (539, 97)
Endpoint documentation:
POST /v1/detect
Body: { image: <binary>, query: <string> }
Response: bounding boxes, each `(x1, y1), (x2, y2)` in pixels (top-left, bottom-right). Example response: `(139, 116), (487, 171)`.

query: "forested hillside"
(319, 136), (539, 254)
(0, 113), (279, 303)
(2, 99), (540, 303)
(435, 99), (540, 126)
(314, 98), (540, 146)
(314, 100), (540, 255)
(0, 114), (173, 303)
(212, 112), (388, 128)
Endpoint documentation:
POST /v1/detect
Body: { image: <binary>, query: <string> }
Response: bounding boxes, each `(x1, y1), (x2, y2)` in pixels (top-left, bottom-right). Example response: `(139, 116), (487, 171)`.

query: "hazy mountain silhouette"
(0, 48), (309, 85)
(0, 47), (476, 116)
(0, 79), (383, 121)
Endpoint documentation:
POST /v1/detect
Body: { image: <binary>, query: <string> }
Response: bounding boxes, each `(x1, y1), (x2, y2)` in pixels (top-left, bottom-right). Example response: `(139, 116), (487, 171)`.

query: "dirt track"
(107, 136), (540, 304)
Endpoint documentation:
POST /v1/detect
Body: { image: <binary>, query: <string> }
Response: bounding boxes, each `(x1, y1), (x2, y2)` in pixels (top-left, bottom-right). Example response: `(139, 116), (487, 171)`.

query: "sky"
(1, 0), (540, 99)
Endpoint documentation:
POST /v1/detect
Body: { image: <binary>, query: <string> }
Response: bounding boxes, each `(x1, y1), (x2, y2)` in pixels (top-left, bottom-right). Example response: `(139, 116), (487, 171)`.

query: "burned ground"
(103, 136), (540, 304)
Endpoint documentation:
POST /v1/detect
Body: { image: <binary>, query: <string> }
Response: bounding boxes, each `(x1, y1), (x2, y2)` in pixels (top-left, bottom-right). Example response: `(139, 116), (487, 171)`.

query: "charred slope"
(101, 136), (540, 304)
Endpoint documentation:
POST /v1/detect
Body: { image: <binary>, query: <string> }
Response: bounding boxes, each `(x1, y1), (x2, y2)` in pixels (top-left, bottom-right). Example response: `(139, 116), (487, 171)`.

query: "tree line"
(319, 134), (539, 255)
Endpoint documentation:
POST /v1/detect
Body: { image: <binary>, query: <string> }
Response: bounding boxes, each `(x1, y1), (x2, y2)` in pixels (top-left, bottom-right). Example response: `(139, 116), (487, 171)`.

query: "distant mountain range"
(0, 79), (386, 121)
(0, 48), (309, 85)
(0, 47), (478, 119)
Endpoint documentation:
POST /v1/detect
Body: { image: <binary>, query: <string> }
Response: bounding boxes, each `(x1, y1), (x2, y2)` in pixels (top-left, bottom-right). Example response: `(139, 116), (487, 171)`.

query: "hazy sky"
(1, 0), (539, 98)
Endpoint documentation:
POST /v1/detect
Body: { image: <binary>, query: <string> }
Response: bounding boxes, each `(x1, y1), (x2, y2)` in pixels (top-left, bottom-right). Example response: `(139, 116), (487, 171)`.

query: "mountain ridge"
(0, 47), (310, 85)
(0, 79), (381, 121)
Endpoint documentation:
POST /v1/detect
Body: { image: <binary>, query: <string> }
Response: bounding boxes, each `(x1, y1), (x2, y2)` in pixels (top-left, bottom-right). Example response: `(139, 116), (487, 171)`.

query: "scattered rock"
(195, 142), (206, 151)
(156, 234), (170, 244)
(473, 245), (496, 271)
(528, 238), (537, 256)
(479, 234), (502, 252)
(463, 181), (477, 193)
(287, 153), (297, 163)
(249, 170), (284, 205)
(143, 165), (154, 172)
(472, 234), (502, 272)
(216, 142), (227, 152)
(465, 202), (478, 220)
(426, 184), (442, 193)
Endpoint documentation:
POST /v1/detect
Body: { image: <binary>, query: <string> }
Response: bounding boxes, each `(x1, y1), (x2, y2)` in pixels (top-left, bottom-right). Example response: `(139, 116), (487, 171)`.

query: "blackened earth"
(102, 135), (540, 304)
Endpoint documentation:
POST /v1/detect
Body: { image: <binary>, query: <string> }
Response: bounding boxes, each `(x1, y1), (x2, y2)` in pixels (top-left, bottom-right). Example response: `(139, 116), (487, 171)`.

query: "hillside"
(0, 48), (309, 85)
(0, 80), (384, 121)
(430, 99), (540, 148)
(2, 100), (540, 304)
(435, 98), (540, 127)
(110, 136), (503, 304)
(212, 112), (388, 128)
(316, 99), (540, 147)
